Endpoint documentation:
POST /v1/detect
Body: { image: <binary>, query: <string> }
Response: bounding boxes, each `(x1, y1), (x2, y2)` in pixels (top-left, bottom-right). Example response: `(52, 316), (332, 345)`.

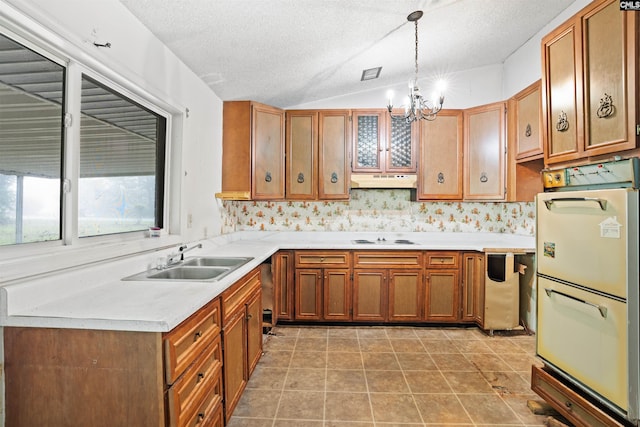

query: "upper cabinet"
(512, 80), (544, 161)
(542, 0), (638, 165)
(417, 109), (464, 200)
(285, 110), (350, 200)
(464, 102), (506, 201)
(352, 109), (417, 173)
(219, 101), (285, 200)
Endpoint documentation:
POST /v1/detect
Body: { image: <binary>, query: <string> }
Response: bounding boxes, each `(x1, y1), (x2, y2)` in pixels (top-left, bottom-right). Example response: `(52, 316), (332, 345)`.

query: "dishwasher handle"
(543, 197), (607, 211)
(544, 288), (608, 318)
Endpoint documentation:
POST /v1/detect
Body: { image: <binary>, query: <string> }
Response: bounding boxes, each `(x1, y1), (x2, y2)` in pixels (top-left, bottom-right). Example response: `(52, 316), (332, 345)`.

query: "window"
(0, 32), (166, 246)
(0, 33), (64, 245)
(79, 76), (165, 237)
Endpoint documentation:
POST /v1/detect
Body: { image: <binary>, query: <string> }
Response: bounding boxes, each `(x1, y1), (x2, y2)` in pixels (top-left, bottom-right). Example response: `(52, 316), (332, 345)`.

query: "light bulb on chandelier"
(386, 10), (444, 123)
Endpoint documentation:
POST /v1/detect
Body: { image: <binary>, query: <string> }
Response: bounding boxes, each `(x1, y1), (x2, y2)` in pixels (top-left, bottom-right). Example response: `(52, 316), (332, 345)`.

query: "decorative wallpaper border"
(220, 189), (535, 236)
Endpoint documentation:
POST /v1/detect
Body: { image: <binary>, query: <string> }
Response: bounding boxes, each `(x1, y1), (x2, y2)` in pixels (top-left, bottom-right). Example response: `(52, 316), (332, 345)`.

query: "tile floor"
(227, 325), (551, 427)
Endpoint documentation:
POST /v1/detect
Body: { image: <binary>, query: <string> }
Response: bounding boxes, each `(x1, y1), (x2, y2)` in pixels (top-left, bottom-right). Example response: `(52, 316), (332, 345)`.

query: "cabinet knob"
(330, 172), (338, 183)
(297, 172), (305, 183)
(246, 314), (253, 320)
(265, 171), (272, 182)
(596, 93), (614, 118)
(479, 172), (488, 183)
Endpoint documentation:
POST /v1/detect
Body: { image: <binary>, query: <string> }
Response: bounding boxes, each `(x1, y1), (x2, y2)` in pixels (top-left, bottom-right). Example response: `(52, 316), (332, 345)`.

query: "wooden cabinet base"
(531, 365), (628, 427)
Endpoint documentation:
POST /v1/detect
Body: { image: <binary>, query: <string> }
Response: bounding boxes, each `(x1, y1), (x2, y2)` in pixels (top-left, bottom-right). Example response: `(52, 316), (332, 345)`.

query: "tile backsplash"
(221, 189), (535, 236)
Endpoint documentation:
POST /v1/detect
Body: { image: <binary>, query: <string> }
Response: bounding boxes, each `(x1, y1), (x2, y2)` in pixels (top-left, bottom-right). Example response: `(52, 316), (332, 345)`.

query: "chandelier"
(387, 10), (444, 123)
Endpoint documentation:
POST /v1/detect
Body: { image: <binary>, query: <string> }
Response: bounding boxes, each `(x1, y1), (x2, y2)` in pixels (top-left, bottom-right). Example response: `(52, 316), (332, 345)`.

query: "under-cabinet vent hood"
(350, 174), (417, 189)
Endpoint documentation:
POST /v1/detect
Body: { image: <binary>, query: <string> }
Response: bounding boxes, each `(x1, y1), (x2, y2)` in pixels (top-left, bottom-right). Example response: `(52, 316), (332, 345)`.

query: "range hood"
(350, 174), (417, 189)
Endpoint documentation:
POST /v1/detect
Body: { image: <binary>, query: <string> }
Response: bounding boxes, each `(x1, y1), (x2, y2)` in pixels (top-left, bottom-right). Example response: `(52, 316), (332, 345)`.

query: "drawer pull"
(246, 314), (253, 320)
(194, 330), (203, 341)
(196, 412), (205, 423)
(197, 372), (205, 383)
(565, 401), (573, 410)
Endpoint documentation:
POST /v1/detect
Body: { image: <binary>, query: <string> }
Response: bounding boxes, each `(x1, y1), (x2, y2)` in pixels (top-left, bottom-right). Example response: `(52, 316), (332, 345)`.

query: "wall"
(221, 189), (536, 236)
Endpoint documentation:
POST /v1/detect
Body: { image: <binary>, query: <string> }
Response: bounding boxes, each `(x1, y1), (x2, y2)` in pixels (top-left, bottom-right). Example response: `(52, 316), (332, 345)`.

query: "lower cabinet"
(424, 252), (461, 322)
(353, 251), (423, 322)
(3, 298), (223, 427)
(220, 267), (263, 423)
(272, 250), (294, 321)
(462, 252), (485, 324)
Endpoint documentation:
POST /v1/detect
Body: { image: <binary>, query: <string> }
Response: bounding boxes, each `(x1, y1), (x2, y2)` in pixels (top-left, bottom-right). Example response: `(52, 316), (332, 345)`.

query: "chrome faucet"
(166, 243), (203, 267)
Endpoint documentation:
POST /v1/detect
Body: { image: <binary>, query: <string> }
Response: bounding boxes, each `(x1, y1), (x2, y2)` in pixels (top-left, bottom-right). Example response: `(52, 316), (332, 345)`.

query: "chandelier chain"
(414, 19), (419, 82)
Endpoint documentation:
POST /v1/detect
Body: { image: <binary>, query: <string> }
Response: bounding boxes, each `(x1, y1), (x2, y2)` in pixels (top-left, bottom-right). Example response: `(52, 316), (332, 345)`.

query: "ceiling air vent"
(361, 67), (382, 81)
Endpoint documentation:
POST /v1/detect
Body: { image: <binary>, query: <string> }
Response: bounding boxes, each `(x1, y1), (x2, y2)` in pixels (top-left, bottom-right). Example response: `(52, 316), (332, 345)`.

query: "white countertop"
(0, 231), (534, 333)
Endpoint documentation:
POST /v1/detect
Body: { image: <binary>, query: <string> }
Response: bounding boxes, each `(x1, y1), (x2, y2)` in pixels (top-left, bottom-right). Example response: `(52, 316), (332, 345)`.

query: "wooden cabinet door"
(273, 251), (294, 321)
(319, 110), (350, 199)
(425, 270), (460, 322)
(352, 109), (385, 172)
(464, 102), (506, 200)
(462, 253), (485, 324)
(388, 270), (423, 322)
(222, 309), (246, 422)
(286, 110), (318, 199)
(582, 0), (637, 155)
(387, 111), (418, 173)
(323, 269), (351, 321)
(252, 103), (285, 199)
(417, 109), (463, 200)
(513, 81), (543, 160)
(353, 269), (386, 321)
(542, 19), (582, 164)
(295, 269), (323, 320)
(246, 289), (263, 377)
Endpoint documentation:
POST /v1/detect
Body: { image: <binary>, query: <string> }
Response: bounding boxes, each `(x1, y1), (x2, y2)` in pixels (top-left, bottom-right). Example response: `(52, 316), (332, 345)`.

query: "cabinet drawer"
(353, 251), (422, 269)
(531, 365), (625, 427)
(295, 251), (350, 268)
(168, 335), (223, 427)
(221, 268), (261, 321)
(165, 298), (221, 385)
(425, 252), (459, 269)
(179, 365), (223, 427)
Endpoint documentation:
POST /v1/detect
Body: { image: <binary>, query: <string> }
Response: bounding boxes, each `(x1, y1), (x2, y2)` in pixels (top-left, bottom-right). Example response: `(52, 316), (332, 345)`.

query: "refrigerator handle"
(543, 197), (607, 211)
(544, 288), (608, 318)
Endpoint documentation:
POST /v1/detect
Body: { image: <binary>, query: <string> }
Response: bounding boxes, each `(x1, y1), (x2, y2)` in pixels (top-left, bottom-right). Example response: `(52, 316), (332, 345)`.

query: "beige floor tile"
(296, 337), (328, 352)
(356, 327), (388, 339)
(291, 350), (327, 368)
(259, 349), (293, 368)
(369, 393), (423, 423)
(413, 393), (473, 424)
(412, 328), (448, 339)
(327, 337), (360, 352)
(482, 370), (534, 395)
(327, 327), (359, 338)
(404, 370), (452, 393)
(457, 394), (522, 424)
(271, 326), (301, 338)
(420, 339), (460, 354)
(464, 352), (514, 371)
(273, 421), (323, 427)
(266, 336), (297, 351)
(498, 353), (541, 372)
(326, 351), (364, 369)
(324, 392), (373, 422)
(385, 327), (419, 339)
(326, 369), (367, 392)
(276, 390), (325, 420)
(430, 353), (477, 371)
(359, 338), (393, 352)
(443, 328), (485, 340)
(362, 352), (400, 370)
(246, 366), (288, 390)
(395, 352), (437, 370)
(284, 368), (326, 391)
(226, 417), (275, 427)
(441, 370), (495, 393)
(299, 327), (329, 338)
(390, 338), (425, 352)
(484, 338), (526, 354)
(324, 422), (376, 427)
(365, 369), (410, 393)
(232, 388), (281, 418)
(501, 393), (554, 425)
(452, 339), (495, 353)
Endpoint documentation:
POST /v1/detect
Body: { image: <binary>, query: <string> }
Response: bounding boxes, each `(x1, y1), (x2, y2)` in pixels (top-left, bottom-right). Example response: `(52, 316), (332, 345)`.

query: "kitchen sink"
(182, 256), (253, 267)
(122, 256), (253, 282)
(351, 239), (415, 245)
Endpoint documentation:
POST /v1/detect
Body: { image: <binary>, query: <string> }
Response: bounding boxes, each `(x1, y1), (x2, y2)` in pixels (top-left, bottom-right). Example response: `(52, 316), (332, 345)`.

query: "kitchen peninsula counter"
(0, 231), (534, 332)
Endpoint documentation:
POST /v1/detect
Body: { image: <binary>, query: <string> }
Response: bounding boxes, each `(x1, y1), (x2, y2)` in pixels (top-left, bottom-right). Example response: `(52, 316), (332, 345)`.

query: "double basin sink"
(123, 256), (254, 282)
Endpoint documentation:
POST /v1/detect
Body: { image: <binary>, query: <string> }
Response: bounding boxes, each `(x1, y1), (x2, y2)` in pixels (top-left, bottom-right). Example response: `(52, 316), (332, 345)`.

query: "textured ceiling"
(118, 0), (577, 109)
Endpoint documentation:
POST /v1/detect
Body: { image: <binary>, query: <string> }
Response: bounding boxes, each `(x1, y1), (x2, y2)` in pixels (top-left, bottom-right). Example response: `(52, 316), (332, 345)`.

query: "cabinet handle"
(297, 172), (305, 183)
(196, 412), (206, 423)
(437, 172), (445, 184)
(596, 93), (614, 118)
(330, 172), (338, 183)
(525, 123), (532, 137)
(479, 172), (488, 183)
(194, 330), (202, 341)
(556, 110), (569, 132)
(564, 401), (573, 410)
(246, 314), (253, 320)
(265, 171), (272, 182)
(197, 372), (205, 383)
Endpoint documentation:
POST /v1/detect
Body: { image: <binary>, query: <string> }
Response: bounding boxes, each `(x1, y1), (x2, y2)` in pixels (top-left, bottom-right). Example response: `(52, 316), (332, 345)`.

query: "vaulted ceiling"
(118, 0), (577, 108)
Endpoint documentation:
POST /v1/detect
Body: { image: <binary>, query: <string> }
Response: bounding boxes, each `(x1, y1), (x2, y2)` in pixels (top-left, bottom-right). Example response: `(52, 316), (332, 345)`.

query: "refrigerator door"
(536, 188), (637, 299)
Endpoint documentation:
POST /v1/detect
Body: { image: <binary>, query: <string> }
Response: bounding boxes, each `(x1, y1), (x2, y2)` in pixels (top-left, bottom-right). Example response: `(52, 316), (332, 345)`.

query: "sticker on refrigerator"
(599, 216), (622, 239)
(543, 242), (555, 258)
